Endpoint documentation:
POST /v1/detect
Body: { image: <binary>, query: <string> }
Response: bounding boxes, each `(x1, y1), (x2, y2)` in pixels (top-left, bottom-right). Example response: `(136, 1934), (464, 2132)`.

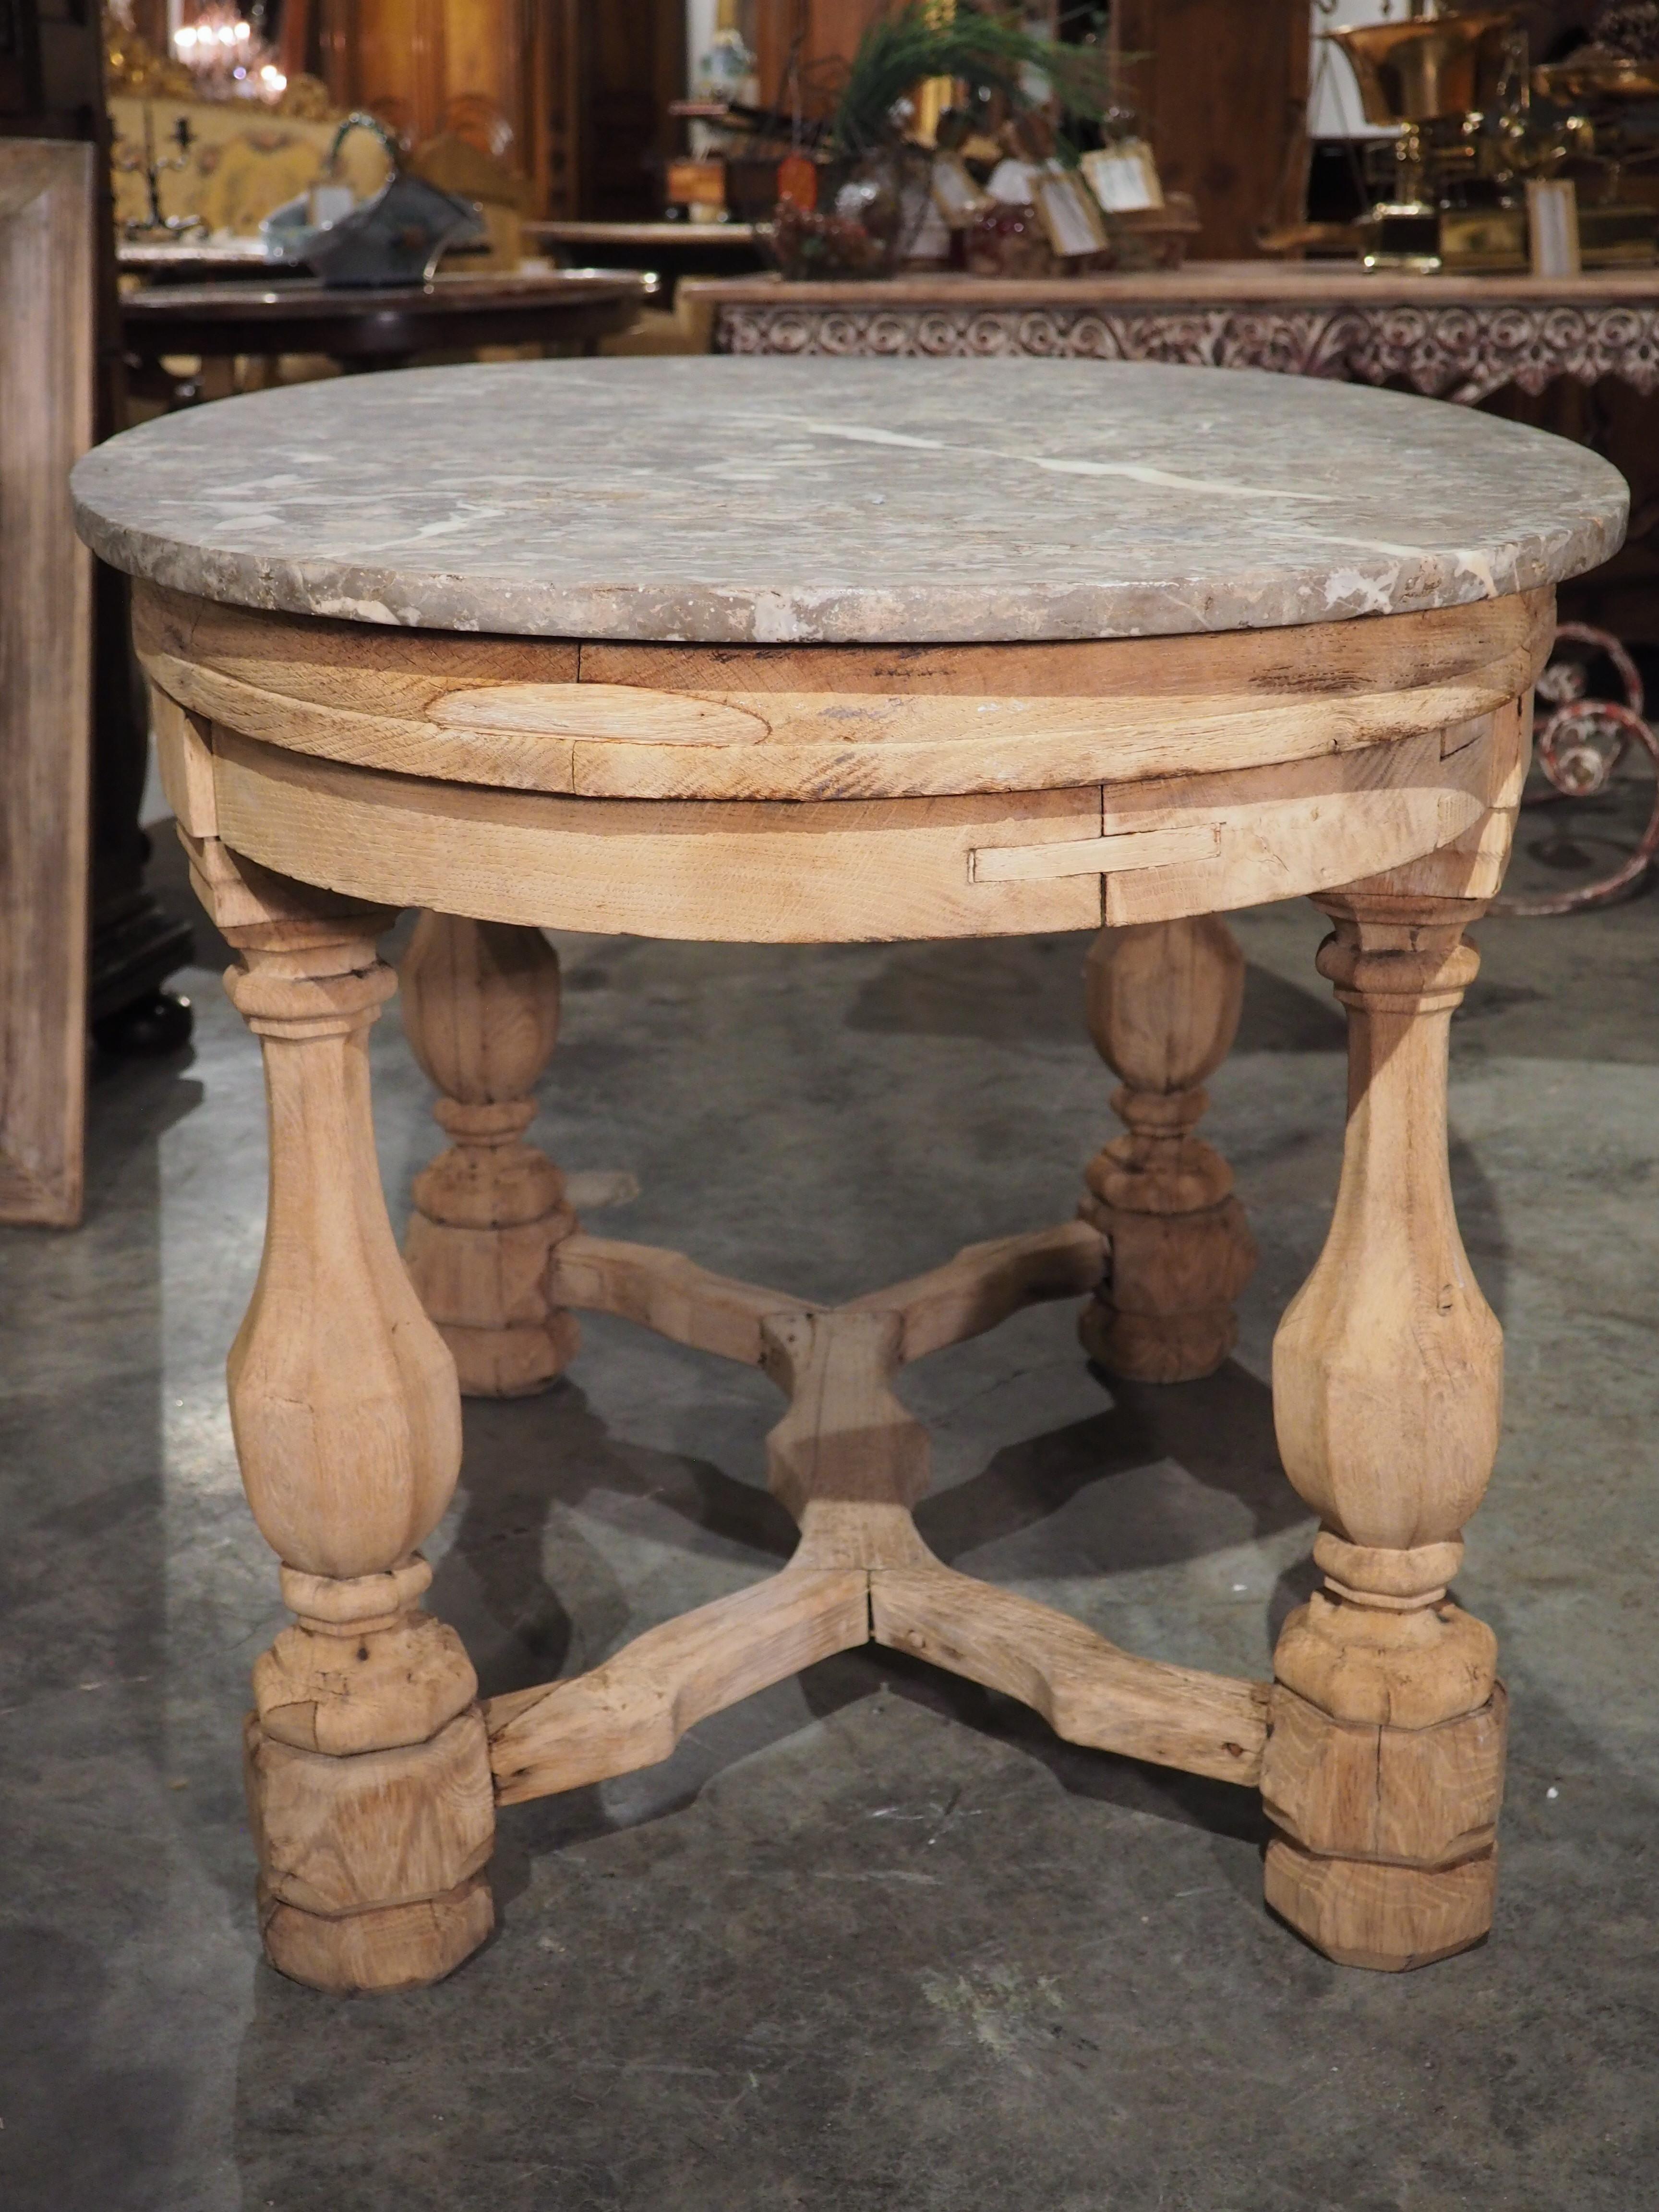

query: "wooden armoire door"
(314, 0), (683, 219)
(534, 0), (684, 221)
(1111, 0), (1310, 260)
(317, 0), (536, 151)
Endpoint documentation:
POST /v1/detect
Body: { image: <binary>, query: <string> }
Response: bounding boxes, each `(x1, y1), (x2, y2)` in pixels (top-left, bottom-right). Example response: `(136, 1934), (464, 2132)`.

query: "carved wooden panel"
(712, 292), (1659, 406)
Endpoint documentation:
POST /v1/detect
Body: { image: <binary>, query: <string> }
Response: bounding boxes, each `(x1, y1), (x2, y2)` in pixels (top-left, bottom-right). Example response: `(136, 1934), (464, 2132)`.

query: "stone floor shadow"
(228, 1643), (1659, 2212)
(5, 859), (1655, 2212)
(429, 1341), (1306, 1885)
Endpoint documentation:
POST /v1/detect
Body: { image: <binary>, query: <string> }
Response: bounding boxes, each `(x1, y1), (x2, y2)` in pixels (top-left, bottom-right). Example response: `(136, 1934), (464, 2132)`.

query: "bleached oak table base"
(137, 579), (1543, 1993)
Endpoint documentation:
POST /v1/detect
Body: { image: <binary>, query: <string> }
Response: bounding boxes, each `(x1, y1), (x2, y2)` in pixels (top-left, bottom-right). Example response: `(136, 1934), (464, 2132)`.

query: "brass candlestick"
(125, 110), (207, 241)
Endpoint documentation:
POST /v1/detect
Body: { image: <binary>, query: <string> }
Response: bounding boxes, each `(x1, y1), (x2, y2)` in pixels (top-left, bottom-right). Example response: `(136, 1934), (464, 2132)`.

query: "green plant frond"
(830, 2), (1114, 156)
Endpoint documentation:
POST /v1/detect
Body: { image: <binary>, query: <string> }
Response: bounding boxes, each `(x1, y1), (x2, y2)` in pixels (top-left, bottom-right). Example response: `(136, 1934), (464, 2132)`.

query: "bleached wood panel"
(0, 143), (96, 1226)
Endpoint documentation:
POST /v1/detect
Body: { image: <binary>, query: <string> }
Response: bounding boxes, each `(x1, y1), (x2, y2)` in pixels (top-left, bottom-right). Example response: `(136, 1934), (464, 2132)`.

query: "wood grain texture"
(224, 943), (462, 1580)
(1274, 898), (1503, 1576)
(151, 687), (217, 839)
(544, 1221), (1107, 1372)
(245, 1707), (494, 1921)
(177, 821), (396, 941)
(762, 1309), (929, 1523)
(1079, 917), (1256, 1381)
(0, 142), (95, 1226)
(209, 730), (1106, 942)
(401, 914), (578, 1397)
(1110, 0), (1309, 261)
(549, 1233), (797, 1365)
(134, 579), (1550, 804)
(972, 824), (1220, 882)
(1263, 1839), (1498, 1974)
(871, 1565), (1269, 1786)
(1272, 1590), (1499, 1732)
(193, 844), (493, 1991)
(486, 1543), (1273, 1804)
(1261, 1683), (1508, 1869)
(481, 1213), (1267, 1805)
(258, 1870), (493, 1996)
(253, 1612), (479, 1757)
(1358, 694), (1532, 903)
(487, 1570), (872, 1805)
(1265, 883), (1511, 1969)
(204, 709), (1518, 945)
(845, 1221), (1107, 1362)
(147, 547), (1548, 1979)
(1091, 722), (1504, 928)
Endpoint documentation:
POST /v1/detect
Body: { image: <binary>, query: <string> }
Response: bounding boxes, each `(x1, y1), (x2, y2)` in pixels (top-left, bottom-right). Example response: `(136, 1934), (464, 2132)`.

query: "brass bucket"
(1328, 12), (1515, 125)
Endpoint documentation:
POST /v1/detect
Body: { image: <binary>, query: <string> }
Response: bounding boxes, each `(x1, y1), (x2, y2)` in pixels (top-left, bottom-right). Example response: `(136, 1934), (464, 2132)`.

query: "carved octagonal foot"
(1263, 1838), (1497, 1973)
(1078, 1192), (1256, 1382)
(258, 1871), (495, 1996)
(1261, 1646), (1507, 1971)
(246, 1708), (496, 1994)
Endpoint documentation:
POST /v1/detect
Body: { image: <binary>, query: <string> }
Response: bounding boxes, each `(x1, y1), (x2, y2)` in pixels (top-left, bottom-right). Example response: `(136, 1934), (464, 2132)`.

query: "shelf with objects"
(1297, 0), (1659, 911)
(658, 3), (1202, 287)
(1312, 0), (1659, 274)
(673, 4), (1659, 916)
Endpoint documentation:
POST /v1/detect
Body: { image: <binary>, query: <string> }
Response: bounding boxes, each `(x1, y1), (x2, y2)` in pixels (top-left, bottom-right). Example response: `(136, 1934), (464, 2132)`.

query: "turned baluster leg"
(1078, 916), (1257, 1382)
(1263, 886), (1507, 1972)
(402, 913), (578, 1398)
(218, 874), (493, 1994)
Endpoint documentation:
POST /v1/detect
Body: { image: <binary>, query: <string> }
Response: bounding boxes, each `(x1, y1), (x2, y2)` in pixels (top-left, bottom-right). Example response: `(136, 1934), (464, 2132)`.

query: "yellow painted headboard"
(109, 97), (392, 237)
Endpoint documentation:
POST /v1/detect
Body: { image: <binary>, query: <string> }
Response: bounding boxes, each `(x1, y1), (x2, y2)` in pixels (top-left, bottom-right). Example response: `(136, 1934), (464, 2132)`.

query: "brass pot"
(1328, 12), (1515, 125)
(1533, 54), (1659, 103)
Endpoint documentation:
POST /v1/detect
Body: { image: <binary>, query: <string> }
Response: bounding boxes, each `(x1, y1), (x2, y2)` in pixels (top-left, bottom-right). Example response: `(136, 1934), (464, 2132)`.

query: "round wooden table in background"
(72, 358), (1625, 1994)
(527, 217), (766, 305)
(120, 266), (655, 385)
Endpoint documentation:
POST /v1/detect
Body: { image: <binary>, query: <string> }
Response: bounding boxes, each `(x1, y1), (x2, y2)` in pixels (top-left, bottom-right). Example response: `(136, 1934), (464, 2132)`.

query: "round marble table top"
(72, 357), (1626, 646)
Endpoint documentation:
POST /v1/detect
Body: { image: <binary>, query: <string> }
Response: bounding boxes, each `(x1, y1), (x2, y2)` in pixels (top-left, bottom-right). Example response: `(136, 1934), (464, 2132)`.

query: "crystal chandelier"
(171, 1), (286, 101)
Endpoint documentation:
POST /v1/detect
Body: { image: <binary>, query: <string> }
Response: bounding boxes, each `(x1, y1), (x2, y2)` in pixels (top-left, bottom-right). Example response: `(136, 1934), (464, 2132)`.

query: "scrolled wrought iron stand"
(1494, 621), (1659, 915)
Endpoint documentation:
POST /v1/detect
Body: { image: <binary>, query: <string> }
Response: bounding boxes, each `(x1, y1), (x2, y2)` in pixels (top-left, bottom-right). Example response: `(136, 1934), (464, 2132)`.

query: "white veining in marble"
(71, 357), (1627, 643)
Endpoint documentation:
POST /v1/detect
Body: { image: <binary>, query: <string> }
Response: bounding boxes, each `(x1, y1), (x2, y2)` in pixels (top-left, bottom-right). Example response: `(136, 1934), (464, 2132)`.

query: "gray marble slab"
(72, 357), (1626, 644)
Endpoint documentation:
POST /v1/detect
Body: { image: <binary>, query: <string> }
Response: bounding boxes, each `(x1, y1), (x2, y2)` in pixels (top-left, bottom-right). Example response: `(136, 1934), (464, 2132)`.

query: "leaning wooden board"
(0, 142), (95, 1226)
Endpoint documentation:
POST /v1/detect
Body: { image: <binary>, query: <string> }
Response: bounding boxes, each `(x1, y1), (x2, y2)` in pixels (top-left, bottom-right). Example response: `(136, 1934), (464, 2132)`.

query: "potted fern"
(769, 2), (1116, 279)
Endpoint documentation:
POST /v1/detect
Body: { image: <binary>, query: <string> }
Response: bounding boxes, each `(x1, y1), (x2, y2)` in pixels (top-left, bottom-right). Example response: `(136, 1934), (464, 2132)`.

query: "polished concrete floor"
(4, 817), (1658, 2212)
